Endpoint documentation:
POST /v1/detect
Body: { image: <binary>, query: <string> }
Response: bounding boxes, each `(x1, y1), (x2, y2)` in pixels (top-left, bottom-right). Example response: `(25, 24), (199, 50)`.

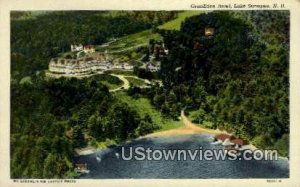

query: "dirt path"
(123, 75), (151, 84)
(180, 111), (220, 135)
(143, 111), (219, 138)
(109, 74), (130, 92)
(109, 74), (152, 92)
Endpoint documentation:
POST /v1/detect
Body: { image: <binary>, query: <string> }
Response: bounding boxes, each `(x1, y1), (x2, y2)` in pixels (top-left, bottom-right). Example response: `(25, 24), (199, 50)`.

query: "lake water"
(75, 134), (289, 178)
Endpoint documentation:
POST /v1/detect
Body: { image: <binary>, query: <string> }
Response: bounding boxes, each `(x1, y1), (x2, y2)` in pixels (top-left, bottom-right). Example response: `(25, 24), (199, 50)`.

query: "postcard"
(1, 0), (300, 186)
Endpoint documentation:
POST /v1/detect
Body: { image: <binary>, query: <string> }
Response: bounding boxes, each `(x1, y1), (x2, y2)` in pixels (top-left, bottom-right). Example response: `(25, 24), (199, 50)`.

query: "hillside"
(158, 11), (204, 30)
(152, 11), (289, 156)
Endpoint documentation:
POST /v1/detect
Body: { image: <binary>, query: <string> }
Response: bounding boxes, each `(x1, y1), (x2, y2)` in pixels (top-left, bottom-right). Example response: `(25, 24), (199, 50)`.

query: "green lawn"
(19, 76), (33, 85)
(97, 29), (161, 53)
(93, 74), (123, 89)
(114, 92), (184, 131)
(158, 11), (204, 30)
(93, 11), (205, 54)
(99, 80), (121, 90)
(124, 77), (146, 87)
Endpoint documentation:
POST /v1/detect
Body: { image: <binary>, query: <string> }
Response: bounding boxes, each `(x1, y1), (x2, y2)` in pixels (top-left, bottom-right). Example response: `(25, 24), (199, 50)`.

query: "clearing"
(158, 11), (204, 30)
(113, 92), (184, 131)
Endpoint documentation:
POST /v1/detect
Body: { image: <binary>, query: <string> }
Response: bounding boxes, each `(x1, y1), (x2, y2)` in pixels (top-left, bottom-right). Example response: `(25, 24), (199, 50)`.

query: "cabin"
(205, 27), (215, 37)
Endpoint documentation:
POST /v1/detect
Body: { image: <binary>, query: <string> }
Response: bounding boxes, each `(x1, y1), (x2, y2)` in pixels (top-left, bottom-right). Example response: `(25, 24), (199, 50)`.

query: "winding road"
(109, 74), (130, 92)
(109, 74), (151, 92)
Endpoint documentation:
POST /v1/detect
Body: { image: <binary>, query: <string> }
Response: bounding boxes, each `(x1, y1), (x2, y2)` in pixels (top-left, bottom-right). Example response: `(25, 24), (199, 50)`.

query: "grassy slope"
(97, 11), (204, 53)
(100, 81), (121, 90)
(97, 29), (161, 52)
(114, 92), (184, 132)
(158, 11), (204, 30)
(94, 74), (123, 89)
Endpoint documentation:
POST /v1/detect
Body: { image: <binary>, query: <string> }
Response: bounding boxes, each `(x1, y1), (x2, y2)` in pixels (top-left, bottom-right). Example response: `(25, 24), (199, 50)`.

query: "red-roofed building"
(215, 134), (232, 141)
(231, 139), (249, 147)
(193, 42), (204, 51)
(84, 45), (95, 53)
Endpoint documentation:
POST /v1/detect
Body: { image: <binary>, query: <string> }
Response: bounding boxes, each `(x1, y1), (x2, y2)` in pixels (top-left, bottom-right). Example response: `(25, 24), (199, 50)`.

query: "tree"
(72, 125), (85, 148)
(43, 153), (58, 178)
(87, 113), (104, 139)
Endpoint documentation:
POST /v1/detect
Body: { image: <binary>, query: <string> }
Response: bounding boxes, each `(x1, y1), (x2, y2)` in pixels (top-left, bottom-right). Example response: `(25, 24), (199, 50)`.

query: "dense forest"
(10, 11), (174, 178)
(11, 75), (159, 178)
(149, 11), (289, 156)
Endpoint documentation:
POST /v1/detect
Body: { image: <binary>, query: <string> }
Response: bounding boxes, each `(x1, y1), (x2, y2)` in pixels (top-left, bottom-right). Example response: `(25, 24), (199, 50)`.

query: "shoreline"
(143, 111), (220, 138)
(75, 111), (288, 160)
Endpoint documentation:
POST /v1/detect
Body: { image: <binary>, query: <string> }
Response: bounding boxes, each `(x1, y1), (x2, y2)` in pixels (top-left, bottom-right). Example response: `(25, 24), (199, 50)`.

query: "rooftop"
(215, 134), (233, 141)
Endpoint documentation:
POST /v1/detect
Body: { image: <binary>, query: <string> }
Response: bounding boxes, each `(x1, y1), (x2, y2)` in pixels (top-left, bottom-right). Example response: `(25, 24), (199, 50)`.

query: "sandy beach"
(143, 111), (259, 152)
(143, 111), (221, 138)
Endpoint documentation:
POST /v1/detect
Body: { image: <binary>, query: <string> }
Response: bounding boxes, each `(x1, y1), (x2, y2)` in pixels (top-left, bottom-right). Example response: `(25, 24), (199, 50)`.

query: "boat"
(96, 155), (101, 163)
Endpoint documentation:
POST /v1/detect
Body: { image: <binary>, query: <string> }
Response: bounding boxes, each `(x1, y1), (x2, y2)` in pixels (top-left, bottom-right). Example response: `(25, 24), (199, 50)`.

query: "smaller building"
(146, 62), (160, 72)
(205, 27), (215, 37)
(71, 44), (83, 52)
(231, 138), (249, 149)
(84, 45), (95, 53)
(214, 134), (233, 142)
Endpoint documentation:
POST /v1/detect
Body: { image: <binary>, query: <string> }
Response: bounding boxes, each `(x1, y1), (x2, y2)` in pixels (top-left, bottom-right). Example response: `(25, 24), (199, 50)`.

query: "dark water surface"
(75, 134), (289, 178)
